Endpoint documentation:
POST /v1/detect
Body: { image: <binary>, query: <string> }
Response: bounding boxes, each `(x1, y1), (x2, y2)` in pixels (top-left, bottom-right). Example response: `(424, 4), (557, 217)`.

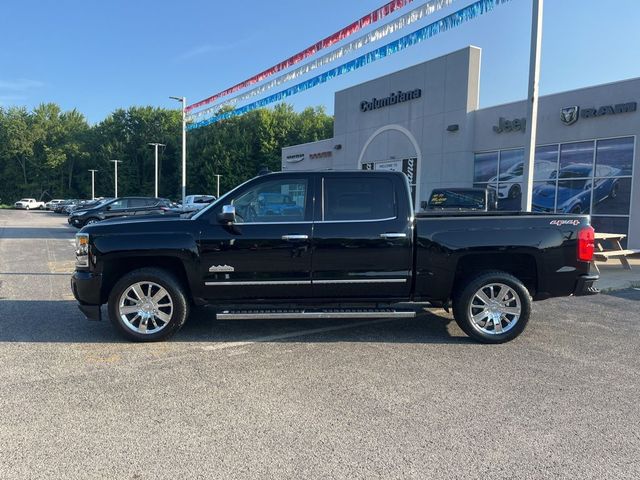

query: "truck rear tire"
(452, 271), (531, 344)
(108, 268), (189, 342)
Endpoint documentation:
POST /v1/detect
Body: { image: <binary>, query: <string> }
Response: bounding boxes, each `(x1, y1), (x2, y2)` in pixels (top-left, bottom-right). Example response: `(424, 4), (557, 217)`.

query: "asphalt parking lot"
(1, 208), (639, 479)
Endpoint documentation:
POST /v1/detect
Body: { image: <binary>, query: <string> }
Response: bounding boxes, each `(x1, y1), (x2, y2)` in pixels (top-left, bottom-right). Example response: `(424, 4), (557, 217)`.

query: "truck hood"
(80, 214), (191, 234)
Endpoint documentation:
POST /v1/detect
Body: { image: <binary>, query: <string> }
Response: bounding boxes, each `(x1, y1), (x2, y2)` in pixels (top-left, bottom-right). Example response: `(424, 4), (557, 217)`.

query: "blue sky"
(1, 0), (639, 123)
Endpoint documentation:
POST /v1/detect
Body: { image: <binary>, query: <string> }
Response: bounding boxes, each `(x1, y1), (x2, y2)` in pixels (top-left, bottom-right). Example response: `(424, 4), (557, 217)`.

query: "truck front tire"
(453, 271), (531, 344)
(108, 268), (189, 342)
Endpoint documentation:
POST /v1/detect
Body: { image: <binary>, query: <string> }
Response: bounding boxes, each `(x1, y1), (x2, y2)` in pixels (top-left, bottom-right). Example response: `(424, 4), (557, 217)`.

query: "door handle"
(379, 233), (407, 239)
(282, 234), (309, 241)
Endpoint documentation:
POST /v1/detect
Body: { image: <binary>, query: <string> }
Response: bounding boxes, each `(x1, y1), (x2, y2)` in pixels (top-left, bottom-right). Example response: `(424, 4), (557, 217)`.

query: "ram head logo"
(560, 106), (579, 126)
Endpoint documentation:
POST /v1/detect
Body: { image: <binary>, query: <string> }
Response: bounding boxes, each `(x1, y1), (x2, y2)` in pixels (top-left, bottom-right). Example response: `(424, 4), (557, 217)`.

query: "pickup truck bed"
(71, 171), (598, 344)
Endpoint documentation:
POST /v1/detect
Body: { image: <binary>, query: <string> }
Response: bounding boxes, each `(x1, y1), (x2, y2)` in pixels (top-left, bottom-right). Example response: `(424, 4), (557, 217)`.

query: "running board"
(216, 308), (416, 321)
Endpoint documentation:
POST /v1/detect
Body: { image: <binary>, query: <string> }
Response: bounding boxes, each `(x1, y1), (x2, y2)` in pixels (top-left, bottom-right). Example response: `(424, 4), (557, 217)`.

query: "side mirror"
(105, 205), (112, 211)
(217, 205), (236, 224)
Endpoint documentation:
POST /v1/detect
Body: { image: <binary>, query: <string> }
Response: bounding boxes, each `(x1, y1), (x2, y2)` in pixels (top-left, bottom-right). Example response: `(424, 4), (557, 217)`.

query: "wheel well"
(101, 256), (191, 303)
(453, 253), (537, 297)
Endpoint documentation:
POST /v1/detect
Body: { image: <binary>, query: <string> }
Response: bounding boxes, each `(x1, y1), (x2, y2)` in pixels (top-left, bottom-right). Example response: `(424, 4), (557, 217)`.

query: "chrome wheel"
(118, 281), (174, 334)
(468, 283), (521, 335)
(85, 219), (98, 225)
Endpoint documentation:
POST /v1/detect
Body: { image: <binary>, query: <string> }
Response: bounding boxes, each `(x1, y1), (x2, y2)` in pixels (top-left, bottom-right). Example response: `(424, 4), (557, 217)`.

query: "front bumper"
(71, 271), (103, 320)
(69, 216), (84, 227)
(573, 273), (600, 296)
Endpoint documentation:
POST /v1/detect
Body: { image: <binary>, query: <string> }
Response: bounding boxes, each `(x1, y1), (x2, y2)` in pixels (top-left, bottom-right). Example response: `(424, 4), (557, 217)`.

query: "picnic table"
(592, 232), (638, 273)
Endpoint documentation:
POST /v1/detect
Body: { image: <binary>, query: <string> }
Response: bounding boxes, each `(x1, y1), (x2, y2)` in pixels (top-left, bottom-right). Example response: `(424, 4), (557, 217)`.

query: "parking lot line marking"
(199, 316), (411, 352)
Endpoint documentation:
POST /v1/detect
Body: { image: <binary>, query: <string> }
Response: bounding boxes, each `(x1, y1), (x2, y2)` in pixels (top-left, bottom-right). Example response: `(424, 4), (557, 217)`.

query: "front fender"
(91, 232), (200, 301)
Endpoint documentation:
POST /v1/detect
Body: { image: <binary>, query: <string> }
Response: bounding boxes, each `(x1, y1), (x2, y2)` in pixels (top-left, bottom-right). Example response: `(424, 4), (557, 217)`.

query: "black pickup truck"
(71, 171), (598, 343)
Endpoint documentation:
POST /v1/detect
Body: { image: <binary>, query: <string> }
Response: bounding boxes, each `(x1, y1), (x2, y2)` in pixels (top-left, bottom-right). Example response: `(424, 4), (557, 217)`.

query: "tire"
(508, 184), (521, 199)
(610, 182), (619, 199)
(452, 271), (532, 344)
(26, 205), (30, 210)
(571, 205), (582, 214)
(83, 217), (99, 227)
(108, 267), (189, 342)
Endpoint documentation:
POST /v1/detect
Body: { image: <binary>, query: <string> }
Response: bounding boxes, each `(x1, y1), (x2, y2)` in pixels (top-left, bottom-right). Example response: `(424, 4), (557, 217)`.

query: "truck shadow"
(0, 300), (471, 345)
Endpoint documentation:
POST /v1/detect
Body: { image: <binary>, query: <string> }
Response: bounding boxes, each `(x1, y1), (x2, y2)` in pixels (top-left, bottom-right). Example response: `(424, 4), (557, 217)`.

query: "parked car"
(14, 198), (45, 210)
(181, 195), (216, 212)
(53, 199), (77, 213)
(68, 197), (172, 228)
(425, 188), (497, 212)
(533, 164), (621, 213)
(45, 199), (65, 210)
(71, 171), (598, 344)
(67, 199), (110, 214)
(487, 160), (556, 199)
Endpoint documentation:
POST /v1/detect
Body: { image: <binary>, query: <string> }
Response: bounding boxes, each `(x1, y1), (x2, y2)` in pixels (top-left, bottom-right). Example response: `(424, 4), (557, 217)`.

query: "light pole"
(213, 174), (222, 197)
(170, 96), (187, 204)
(148, 143), (166, 197)
(110, 160), (122, 197)
(521, 0), (544, 212)
(88, 169), (98, 200)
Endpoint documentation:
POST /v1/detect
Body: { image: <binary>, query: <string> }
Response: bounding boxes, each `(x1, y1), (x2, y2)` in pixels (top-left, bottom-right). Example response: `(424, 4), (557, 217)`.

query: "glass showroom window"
(531, 144), (559, 213)
(474, 146), (559, 211)
(590, 136), (634, 244)
(474, 136), (634, 240)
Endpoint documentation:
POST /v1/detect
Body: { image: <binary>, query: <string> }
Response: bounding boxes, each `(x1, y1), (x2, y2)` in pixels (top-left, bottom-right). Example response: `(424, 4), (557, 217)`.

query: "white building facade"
(282, 47), (639, 248)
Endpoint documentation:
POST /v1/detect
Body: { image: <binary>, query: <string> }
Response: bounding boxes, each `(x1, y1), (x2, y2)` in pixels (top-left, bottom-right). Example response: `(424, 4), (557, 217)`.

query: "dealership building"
(281, 46), (639, 248)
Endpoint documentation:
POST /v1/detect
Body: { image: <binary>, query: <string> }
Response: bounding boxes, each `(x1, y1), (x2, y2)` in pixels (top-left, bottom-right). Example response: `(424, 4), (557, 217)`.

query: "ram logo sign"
(560, 106), (579, 126)
(561, 102), (637, 126)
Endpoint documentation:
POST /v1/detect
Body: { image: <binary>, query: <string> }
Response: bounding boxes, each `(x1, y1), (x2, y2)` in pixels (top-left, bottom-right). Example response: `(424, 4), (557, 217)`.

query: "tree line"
(0, 103), (333, 203)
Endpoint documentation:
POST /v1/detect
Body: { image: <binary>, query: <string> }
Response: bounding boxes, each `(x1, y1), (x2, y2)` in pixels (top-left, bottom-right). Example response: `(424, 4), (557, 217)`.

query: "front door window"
(232, 179), (309, 223)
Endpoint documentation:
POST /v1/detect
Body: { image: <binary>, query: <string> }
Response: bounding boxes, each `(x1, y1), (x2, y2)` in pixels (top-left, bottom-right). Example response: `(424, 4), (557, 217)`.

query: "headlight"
(75, 233), (90, 268)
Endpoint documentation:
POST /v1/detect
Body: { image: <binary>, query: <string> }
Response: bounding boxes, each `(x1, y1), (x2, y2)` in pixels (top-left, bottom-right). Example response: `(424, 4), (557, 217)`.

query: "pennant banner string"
(189, 0), (458, 121)
(186, 0), (417, 113)
(188, 0), (511, 130)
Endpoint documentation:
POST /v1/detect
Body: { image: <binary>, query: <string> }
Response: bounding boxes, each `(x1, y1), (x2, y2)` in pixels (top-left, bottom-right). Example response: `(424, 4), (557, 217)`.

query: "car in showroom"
(71, 171), (598, 345)
(487, 160), (556, 199)
(68, 196), (172, 228)
(533, 164), (621, 214)
(14, 198), (45, 210)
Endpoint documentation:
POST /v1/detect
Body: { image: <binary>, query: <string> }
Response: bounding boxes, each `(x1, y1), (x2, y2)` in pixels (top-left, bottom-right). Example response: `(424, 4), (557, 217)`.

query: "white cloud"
(0, 79), (45, 91)
(0, 94), (28, 106)
(177, 35), (258, 62)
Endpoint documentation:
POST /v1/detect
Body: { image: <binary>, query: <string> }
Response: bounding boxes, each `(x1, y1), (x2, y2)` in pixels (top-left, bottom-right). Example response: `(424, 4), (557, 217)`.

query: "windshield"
(191, 176), (258, 220)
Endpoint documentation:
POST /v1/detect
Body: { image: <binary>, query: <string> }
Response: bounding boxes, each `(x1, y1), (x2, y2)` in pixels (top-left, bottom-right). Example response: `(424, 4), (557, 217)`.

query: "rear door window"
(323, 177), (396, 221)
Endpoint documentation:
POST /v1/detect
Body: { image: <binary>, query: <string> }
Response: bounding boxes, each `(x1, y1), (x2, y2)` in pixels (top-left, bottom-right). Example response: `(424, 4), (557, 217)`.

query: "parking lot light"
(110, 160), (122, 197)
(147, 143), (166, 198)
(88, 169), (98, 200)
(169, 96), (187, 205)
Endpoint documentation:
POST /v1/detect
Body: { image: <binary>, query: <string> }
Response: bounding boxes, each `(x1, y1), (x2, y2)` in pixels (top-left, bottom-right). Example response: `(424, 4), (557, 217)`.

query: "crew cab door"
(312, 173), (414, 299)
(197, 176), (314, 301)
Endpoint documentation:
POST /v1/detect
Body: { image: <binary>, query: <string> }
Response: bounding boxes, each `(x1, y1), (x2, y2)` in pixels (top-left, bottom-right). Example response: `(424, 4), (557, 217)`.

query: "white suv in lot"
(14, 198), (45, 210)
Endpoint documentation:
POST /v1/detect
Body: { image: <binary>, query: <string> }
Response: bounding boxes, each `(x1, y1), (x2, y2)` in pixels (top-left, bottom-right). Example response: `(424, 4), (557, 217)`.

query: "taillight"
(577, 226), (595, 262)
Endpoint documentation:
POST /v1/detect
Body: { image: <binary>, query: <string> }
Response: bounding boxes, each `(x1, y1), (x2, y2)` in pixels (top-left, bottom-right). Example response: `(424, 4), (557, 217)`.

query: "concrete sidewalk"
(593, 255), (640, 292)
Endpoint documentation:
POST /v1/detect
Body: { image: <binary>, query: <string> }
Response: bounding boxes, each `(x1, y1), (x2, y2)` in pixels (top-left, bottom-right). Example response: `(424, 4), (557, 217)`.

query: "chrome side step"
(216, 308), (416, 321)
